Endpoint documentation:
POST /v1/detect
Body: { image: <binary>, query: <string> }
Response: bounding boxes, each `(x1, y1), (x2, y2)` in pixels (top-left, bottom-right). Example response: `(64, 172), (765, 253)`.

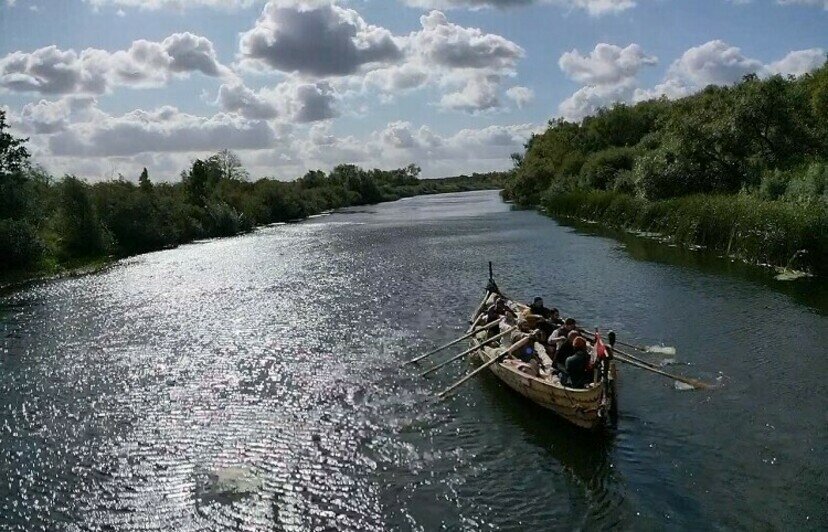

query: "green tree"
(57, 176), (109, 258)
(138, 167), (153, 193)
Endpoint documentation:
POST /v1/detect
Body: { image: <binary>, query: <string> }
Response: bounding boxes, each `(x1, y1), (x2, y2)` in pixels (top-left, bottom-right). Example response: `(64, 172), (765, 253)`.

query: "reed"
(541, 189), (827, 276)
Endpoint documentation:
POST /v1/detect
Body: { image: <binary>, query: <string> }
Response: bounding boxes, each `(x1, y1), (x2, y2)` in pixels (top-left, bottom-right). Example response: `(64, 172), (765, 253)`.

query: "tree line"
(504, 62), (828, 274)
(0, 113), (504, 278)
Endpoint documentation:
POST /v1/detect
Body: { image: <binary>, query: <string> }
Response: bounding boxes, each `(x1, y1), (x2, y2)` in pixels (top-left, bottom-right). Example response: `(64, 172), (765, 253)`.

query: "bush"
(0, 219), (44, 270)
(580, 146), (638, 190)
(541, 189), (828, 275)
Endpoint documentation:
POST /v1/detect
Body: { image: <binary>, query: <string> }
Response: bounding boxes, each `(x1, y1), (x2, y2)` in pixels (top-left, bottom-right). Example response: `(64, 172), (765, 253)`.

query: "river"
(1, 190), (825, 531)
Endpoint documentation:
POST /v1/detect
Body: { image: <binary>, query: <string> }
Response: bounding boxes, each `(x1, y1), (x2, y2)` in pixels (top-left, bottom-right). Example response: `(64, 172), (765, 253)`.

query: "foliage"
(506, 63), (828, 204)
(504, 62), (828, 273)
(542, 189), (827, 276)
(0, 113), (505, 277)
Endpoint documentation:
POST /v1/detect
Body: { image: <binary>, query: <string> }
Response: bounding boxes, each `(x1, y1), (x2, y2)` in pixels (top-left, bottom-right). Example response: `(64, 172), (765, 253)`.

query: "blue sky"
(0, 0), (826, 181)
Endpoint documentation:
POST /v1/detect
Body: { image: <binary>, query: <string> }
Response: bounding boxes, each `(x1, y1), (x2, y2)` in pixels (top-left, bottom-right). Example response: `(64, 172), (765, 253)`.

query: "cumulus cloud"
(216, 79), (339, 123)
(84, 0), (263, 10)
(439, 73), (502, 112)
(412, 10), (524, 71)
(505, 85), (534, 108)
(662, 40), (762, 88)
(365, 10), (525, 112)
(555, 41), (824, 119)
(776, 0), (828, 9)
(237, 5), (525, 113)
(403, 0), (636, 15)
(635, 42), (825, 101)
(557, 43), (657, 120)
(16, 96), (100, 134)
(559, 43), (657, 85)
(0, 33), (231, 95)
(47, 105), (276, 157)
(766, 48), (826, 76)
(238, 2), (402, 77)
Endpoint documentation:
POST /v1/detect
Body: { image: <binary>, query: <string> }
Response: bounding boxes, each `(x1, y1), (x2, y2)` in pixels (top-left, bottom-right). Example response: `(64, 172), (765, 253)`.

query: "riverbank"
(538, 189), (826, 276)
(1, 180), (502, 291)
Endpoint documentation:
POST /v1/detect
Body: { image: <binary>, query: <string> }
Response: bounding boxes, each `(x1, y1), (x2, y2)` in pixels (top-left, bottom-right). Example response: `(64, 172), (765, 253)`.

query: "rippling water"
(1, 190), (826, 530)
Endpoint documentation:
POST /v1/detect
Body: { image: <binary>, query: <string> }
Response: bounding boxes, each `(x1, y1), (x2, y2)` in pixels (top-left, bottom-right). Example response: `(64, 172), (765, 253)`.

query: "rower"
(550, 318), (578, 348)
(526, 296), (553, 319)
(563, 336), (592, 388)
(549, 308), (564, 327)
(552, 330), (579, 370)
(484, 297), (516, 324)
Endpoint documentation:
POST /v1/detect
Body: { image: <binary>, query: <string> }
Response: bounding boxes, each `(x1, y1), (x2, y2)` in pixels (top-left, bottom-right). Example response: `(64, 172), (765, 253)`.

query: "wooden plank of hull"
(474, 340), (608, 430)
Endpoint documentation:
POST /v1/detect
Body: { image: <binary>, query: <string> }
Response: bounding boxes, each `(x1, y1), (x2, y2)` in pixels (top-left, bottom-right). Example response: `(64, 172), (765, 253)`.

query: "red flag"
(595, 330), (607, 359)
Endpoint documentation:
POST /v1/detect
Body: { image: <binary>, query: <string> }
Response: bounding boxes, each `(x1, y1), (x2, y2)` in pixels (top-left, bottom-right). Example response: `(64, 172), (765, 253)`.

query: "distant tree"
(0, 109), (30, 176)
(405, 163), (421, 179)
(57, 176), (109, 257)
(138, 167), (153, 192)
(182, 158), (222, 205)
(210, 149), (249, 182)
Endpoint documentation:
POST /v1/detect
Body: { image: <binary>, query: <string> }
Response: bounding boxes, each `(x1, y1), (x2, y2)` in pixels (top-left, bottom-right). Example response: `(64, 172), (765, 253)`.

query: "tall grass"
(542, 189), (827, 276)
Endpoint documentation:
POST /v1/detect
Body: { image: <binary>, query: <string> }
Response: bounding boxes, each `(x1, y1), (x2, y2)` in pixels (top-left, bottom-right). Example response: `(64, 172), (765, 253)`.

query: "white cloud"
(663, 40), (762, 88)
(559, 79), (636, 121)
(776, 0), (828, 9)
(411, 10), (524, 71)
(363, 10), (525, 112)
(402, 0), (636, 16)
(238, 1), (402, 77)
(84, 0), (263, 10)
(439, 73), (502, 112)
(635, 42), (825, 102)
(237, 5), (525, 113)
(505, 85), (534, 108)
(0, 33), (231, 95)
(766, 48), (826, 76)
(216, 79), (339, 123)
(557, 42), (657, 120)
(559, 43), (657, 85)
(47, 105), (277, 157)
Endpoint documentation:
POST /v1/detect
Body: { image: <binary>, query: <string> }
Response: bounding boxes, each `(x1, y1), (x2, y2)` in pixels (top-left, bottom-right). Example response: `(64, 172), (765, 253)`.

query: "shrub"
(0, 219), (44, 270)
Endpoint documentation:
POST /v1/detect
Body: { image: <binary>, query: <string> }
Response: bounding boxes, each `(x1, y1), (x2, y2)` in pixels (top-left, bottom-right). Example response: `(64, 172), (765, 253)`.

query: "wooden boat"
(469, 291), (618, 430)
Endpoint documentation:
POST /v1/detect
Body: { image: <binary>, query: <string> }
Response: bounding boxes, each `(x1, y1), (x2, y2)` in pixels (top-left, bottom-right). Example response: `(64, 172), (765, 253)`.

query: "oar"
(573, 329), (709, 389)
(438, 337), (532, 399)
(420, 326), (516, 377)
(579, 329), (648, 353)
(403, 320), (500, 366)
(468, 291), (491, 332)
(613, 349), (712, 390)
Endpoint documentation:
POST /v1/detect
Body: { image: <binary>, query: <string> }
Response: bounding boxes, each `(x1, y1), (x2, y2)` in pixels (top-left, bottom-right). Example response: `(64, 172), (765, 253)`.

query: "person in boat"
(549, 308), (564, 327)
(509, 330), (548, 377)
(527, 296), (553, 319)
(552, 330), (580, 370)
(550, 318), (578, 348)
(484, 297), (516, 325)
(563, 336), (592, 388)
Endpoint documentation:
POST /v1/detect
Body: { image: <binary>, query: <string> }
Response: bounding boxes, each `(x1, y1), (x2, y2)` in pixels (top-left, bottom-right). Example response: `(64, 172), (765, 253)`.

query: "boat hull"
(472, 332), (615, 430)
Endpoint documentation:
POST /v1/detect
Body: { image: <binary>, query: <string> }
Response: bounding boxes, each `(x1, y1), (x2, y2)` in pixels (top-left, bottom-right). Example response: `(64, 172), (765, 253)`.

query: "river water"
(1, 190), (825, 531)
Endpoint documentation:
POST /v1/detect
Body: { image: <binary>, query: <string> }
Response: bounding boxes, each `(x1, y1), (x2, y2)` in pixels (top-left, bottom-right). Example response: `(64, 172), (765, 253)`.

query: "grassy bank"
(541, 189), (827, 276)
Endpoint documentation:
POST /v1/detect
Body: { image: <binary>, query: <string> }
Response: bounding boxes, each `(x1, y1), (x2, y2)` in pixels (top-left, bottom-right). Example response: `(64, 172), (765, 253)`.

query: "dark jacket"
(565, 349), (591, 388)
(527, 302), (552, 319)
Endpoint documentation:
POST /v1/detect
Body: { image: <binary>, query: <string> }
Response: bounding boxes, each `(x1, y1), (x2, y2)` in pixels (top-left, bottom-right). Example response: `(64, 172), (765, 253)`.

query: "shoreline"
(532, 189), (826, 278)
(1, 187), (500, 294)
